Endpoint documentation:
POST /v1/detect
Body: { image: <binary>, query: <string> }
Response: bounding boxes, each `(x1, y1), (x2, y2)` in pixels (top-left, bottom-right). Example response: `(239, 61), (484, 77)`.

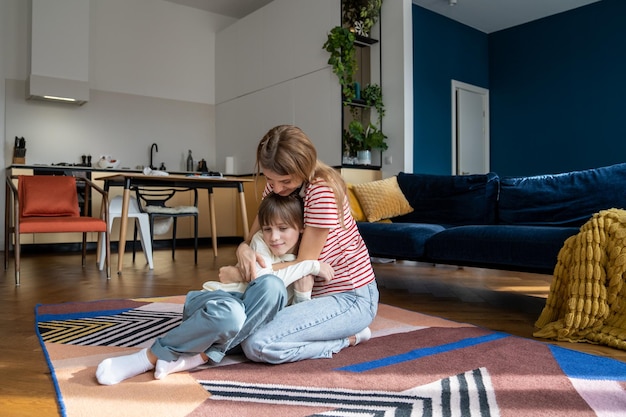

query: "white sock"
(96, 348), (155, 385)
(353, 327), (371, 346)
(293, 290), (312, 304)
(154, 354), (206, 380)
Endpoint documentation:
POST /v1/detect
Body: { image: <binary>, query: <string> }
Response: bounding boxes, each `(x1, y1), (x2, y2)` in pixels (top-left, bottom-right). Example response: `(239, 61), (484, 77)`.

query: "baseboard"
(14, 237), (244, 254)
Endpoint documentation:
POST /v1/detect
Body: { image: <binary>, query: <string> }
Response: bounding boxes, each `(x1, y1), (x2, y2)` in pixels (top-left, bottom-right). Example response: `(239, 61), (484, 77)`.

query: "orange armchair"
(4, 174), (110, 286)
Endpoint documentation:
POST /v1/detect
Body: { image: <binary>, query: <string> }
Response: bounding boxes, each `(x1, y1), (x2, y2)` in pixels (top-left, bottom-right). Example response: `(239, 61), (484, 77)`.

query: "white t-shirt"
(202, 231), (320, 302)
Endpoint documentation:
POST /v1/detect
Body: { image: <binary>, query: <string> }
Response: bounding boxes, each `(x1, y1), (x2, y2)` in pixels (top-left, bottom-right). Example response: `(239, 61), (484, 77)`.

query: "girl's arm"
(234, 215), (265, 282)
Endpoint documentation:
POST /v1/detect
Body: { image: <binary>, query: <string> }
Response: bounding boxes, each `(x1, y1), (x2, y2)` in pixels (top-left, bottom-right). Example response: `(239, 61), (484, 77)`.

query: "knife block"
(13, 147), (26, 164)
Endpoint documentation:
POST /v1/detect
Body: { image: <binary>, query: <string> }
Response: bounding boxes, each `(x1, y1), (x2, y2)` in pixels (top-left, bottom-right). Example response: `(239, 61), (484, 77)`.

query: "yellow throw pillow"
(346, 183), (366, 222)
(352, 176), (413, 222)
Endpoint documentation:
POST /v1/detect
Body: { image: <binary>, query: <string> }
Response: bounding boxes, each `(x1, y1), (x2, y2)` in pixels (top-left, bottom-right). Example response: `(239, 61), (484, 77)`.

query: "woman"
(235, 124), (379, 364)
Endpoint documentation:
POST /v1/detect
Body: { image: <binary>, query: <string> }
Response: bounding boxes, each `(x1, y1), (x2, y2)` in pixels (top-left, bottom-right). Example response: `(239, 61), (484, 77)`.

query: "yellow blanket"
(534, 208), (626, 350)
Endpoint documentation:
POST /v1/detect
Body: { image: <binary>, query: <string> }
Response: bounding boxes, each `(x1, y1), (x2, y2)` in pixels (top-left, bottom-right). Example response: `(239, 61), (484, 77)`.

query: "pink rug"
(36, 296), (626, 416)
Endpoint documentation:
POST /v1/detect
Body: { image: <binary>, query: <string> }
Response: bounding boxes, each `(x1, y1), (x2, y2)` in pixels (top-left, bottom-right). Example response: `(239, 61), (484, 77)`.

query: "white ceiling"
(412, 0), (601, 33)
(166, 0), (600, 33)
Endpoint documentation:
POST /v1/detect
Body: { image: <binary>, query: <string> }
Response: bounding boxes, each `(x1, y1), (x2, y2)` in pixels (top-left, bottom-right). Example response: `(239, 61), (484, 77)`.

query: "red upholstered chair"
(4, 174), (110, 286)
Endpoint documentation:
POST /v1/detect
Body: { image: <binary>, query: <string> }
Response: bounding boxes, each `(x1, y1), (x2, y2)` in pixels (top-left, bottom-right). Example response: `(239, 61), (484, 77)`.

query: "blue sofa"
(357, 162), (626, 274)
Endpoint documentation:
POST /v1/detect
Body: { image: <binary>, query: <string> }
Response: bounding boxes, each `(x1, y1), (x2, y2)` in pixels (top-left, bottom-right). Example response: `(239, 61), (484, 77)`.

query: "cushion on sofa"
(351, 176), (413, 222)
(346, 183), (366, 222)
(425, 225), (579, 274)
(393, 172), (499, 226)
(498, 162), (626, 227)
(357, 222), (445, 260)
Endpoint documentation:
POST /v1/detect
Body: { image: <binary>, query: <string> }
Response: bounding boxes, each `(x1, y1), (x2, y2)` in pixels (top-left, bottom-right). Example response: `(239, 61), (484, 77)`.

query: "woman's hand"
(317, 262), (334, 283)
(236, 242), (265, 282)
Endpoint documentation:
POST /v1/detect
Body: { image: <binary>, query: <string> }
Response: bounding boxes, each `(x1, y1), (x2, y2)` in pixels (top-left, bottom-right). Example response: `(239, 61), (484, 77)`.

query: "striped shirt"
(263, 180), (376, 297)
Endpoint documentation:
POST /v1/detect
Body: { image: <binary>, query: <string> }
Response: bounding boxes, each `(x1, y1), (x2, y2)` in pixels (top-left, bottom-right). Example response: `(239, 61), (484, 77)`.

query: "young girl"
(96, 192), (332, 385)
(211, 193), (333, 303)
(234, 125), (379, 364)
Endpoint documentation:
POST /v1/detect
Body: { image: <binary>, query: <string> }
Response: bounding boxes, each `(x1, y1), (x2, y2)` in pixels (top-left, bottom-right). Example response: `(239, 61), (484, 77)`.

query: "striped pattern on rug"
(200, 366), (498, 417)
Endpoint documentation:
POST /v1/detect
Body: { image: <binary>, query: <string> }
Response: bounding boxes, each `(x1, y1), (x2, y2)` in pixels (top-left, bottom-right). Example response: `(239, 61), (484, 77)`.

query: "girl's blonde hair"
(255, 125), (348, 226)
(257, 192), (304, 230)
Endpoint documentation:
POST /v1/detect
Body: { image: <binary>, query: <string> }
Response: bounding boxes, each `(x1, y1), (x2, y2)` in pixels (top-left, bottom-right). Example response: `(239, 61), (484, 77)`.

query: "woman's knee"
(241, 333), (266, 362)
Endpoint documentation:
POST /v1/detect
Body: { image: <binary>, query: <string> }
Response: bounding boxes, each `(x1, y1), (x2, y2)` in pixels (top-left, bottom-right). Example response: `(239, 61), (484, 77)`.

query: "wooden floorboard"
(1, 246), (625, 417)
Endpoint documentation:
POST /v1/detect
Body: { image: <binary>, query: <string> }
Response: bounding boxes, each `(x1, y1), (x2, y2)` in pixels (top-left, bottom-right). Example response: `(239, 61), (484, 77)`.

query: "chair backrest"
(18, 175), (80, 218)
(133, 187), (180, 210)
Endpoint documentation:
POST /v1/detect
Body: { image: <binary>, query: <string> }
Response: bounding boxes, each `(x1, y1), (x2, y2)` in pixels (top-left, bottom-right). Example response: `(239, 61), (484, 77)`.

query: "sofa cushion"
(346, 184), (366, 222)
(393, 172), (499, 226)
(498, 162), (626, 227)
(425, 225), (579, 273)
(357, 222), (445, 260)
(351, 176), (413, 222)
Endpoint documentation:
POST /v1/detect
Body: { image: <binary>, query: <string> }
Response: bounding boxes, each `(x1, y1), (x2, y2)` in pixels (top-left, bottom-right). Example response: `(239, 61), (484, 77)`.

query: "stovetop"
(51, 162), (91, 167)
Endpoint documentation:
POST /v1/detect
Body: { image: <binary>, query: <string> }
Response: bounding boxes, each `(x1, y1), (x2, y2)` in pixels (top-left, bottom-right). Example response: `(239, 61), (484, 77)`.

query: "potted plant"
(343, 119), (388, 165)
(342, 0), (383, 37)
(323, 26), (357, 104)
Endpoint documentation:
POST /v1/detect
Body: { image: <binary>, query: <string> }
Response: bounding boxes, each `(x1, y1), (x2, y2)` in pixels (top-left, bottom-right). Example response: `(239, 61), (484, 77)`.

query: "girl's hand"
(236, 242), (265, 282)
(317, 262), (335, 283)
(218, 265), (243, 283)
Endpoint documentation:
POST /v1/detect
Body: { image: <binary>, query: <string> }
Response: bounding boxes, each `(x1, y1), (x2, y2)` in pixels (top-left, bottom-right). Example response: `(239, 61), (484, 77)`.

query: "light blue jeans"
(241, 280), (379, 364)
(151, 275), (287, 363)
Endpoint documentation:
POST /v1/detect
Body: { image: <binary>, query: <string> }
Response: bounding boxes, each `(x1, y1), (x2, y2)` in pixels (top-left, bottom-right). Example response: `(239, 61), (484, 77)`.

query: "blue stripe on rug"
(34, 304), (68, 417)
(337, 331), (509, 372)
(549, 345), (626, 381)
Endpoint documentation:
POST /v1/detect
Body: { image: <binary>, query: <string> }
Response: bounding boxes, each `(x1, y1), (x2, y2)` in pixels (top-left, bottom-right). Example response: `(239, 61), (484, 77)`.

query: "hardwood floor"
(1, 246), (625, 417)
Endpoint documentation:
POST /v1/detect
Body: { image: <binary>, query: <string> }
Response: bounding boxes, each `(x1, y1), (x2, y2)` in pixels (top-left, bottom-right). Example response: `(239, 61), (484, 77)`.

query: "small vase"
(357, 150), (371, 165)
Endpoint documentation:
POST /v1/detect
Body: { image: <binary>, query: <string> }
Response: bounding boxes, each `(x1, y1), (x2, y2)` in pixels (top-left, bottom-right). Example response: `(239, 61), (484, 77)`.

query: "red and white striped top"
(263, 180), (376, 297)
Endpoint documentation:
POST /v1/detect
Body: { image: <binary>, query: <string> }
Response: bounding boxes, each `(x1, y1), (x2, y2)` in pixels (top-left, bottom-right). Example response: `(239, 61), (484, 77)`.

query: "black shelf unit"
(339, 6), (383, 169)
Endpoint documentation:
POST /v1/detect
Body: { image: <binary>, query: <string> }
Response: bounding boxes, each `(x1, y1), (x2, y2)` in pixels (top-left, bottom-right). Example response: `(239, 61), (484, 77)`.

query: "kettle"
(197, 159), (208, 172)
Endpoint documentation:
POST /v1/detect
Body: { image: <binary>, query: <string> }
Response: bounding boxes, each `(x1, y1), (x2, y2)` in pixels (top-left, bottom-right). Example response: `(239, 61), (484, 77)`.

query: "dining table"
(100, 173), (252, 273)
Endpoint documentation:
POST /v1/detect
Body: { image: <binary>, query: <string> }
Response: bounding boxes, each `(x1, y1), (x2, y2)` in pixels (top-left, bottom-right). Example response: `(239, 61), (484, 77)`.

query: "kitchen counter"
(8, 164), (242, 177)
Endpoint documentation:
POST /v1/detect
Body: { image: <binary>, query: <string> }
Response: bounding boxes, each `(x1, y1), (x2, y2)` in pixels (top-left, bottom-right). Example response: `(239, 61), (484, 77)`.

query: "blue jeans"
(241, 280), (379, 364)
(151, 274), (288, 363)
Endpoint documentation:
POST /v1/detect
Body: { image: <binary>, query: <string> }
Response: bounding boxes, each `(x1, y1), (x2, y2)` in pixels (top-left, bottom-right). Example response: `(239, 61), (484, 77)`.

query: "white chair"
(99, 196), (154, 270)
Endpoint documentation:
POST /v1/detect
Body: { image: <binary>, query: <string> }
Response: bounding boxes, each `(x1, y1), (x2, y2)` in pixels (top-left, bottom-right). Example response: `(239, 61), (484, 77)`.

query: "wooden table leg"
(209, 190), (218, 257)
(117, 187), (130, 273)
(238, 189), (249, 241)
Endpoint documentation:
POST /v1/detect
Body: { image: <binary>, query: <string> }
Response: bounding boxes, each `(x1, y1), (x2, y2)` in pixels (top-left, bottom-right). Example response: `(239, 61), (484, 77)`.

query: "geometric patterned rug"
(35, 296), (626, 417)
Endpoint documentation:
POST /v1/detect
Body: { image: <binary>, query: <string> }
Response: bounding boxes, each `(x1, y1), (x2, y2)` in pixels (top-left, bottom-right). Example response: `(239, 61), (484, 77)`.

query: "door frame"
(451, 80), (490, 175)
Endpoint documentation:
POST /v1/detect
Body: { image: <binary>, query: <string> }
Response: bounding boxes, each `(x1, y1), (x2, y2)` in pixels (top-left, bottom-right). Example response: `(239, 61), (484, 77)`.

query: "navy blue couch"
(357, 162), (626, 274)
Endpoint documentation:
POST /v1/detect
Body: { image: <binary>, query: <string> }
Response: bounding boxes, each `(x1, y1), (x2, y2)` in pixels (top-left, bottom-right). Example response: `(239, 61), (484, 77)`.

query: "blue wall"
(412, 6), (488, 175)
(413, 0), (626, 176)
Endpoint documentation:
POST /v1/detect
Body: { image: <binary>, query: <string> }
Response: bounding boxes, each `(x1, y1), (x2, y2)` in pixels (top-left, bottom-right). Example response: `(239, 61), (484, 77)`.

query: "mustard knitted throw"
(534, 208), (626, 350)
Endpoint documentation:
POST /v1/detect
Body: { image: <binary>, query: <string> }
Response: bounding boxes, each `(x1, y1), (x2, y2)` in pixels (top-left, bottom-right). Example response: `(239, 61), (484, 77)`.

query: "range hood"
(26, 0), (90, 105)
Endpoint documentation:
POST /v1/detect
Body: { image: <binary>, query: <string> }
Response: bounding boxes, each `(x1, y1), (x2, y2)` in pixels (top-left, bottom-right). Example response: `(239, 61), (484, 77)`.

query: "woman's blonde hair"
(255, 125), (347, 226)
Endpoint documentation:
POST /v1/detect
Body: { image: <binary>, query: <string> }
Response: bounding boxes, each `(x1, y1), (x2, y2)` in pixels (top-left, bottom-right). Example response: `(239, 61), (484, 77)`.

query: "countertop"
(8, 164), (245, 177)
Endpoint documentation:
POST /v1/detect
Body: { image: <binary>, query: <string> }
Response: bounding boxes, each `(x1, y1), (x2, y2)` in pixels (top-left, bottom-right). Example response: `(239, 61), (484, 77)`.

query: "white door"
(451, 80), (490, 175)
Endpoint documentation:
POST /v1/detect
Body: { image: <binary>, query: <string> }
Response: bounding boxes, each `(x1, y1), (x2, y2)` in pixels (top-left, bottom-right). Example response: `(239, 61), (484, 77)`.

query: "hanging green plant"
(323, 26), (357, 104)
(342, 0), (383, 37)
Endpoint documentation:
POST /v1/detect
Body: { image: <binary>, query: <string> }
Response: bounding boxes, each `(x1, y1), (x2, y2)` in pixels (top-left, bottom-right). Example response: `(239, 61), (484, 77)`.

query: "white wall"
(380, 0), (413, 177)
(3, 0), (235, 171)
(215, 0), (341, 174)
